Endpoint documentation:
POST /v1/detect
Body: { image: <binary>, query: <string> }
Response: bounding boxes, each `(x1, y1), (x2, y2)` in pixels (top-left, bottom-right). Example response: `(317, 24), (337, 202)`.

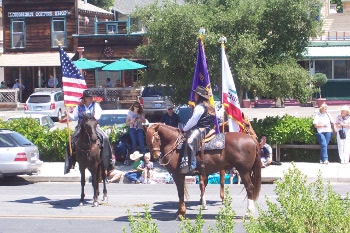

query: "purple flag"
(189, 38), (220, 134)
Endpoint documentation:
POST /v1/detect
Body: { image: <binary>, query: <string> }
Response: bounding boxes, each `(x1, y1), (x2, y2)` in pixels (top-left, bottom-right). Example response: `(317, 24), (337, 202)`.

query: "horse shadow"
(8, 196), (92, 210)
(113, 200), (227, 222)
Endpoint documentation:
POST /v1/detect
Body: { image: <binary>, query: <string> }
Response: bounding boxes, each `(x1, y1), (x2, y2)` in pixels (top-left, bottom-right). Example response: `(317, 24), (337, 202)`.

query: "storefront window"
(51, 17), (67, 47)
(11, 19), (25, 48)
(334, 60), (348, 79)
(315, 60), (332, 79)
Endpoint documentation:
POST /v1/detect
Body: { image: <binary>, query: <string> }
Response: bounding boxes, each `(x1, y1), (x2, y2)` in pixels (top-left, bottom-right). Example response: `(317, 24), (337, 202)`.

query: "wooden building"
(0, 0), (146, 102)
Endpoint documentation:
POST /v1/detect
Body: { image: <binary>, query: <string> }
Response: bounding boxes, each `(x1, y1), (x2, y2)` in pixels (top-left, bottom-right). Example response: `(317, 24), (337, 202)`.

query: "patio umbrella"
(102, 58), (146, 71)
(102, 58), (147, 86)
(73, 58), (106, 69)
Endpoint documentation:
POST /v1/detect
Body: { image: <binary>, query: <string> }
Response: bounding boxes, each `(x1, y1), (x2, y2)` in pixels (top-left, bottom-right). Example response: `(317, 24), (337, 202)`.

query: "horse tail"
(251, 142), (261, 201)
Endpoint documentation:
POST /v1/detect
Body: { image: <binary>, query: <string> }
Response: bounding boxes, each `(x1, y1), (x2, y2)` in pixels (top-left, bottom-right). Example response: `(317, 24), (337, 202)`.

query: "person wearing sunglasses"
(126, 102), (147, 155)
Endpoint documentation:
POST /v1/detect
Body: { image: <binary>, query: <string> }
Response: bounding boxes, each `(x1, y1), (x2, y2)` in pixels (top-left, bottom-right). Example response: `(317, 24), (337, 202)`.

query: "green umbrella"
(73, 58), (106, 69)
(102, 58), (147, 71)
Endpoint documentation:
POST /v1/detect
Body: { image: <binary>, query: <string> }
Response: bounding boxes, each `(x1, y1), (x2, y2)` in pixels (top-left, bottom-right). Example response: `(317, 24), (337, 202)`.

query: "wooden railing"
(311, 31), (350, 41)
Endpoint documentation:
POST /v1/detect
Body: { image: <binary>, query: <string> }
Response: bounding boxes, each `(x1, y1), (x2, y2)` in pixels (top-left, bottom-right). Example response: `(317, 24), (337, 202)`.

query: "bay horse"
(75, 114), (107, 207)
(146, 123), (261, 219)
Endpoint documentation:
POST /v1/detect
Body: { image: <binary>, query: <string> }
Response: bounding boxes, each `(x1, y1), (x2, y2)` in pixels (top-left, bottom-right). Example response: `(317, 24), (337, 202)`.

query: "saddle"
(177, 132), (226, 151)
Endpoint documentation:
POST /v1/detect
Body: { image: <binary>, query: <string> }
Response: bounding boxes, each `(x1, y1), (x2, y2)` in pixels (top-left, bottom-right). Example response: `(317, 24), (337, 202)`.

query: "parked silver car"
(24, 90), (65, 121)
(140, 85), (173, 122)
(0, 129), (43, 178)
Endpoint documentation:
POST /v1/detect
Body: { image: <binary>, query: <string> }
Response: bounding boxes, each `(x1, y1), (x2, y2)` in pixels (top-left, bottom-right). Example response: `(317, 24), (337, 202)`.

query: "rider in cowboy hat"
(64, 90), (113, 174)
(180, 85), (216, 174)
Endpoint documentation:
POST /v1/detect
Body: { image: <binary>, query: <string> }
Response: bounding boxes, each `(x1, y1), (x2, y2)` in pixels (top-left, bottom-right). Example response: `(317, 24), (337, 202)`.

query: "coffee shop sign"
(8, 10), (69, 18)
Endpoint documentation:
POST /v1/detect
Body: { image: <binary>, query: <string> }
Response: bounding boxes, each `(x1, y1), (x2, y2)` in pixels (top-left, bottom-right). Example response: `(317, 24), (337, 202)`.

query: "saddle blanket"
(177, 133), (226, 151)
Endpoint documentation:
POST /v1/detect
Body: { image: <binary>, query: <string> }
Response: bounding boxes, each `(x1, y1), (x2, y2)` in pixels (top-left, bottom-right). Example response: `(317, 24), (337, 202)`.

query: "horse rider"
(64, 90), (113, 174)
(180, 86), (216, 174)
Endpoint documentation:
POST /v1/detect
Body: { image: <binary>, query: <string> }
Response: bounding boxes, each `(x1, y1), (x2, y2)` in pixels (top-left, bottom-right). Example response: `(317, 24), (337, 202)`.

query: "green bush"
(244, 163), (350, 233)
(251, 115), (336, 145)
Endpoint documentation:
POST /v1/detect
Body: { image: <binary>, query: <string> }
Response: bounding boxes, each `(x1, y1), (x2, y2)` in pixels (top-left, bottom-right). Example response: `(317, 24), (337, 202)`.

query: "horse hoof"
(79, 202), (84, 206)
(102, 197), (108, 202)
(175, 216), (183, 221)
(93, 202), (99, 207)
(202, 206), (208, 210)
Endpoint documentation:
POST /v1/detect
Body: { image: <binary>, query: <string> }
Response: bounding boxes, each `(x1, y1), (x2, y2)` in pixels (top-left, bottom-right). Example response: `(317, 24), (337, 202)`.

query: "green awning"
(303, 46), (350, 59)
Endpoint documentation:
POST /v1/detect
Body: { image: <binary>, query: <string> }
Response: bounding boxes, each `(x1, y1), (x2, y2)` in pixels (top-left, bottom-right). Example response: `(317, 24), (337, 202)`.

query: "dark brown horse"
(75, 114), (107, 207)
(146, 123), (261, 219)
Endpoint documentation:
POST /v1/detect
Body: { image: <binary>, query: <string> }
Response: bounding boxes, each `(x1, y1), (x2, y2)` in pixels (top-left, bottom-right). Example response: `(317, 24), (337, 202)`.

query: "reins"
(152, 126), (185, 166)
(75, 119), (99, 156)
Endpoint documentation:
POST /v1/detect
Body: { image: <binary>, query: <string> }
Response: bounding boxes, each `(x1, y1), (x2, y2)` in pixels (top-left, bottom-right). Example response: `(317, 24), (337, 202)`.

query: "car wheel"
(56, 110), (62, 122)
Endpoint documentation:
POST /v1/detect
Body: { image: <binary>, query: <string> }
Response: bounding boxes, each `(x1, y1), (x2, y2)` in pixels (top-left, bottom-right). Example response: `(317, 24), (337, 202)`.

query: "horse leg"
(91, 169), (99, 207)
(199, 173), (208, 210)
(240, 171), (256, 215)
(172, 173), (186, 220)
(79, 167), (85, 206)
(101, 163), (108, 202)
(219, 170), (225, 203)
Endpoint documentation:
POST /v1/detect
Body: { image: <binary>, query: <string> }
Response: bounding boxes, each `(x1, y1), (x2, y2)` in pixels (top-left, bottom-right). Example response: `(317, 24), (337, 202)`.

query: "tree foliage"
(133, 0), (322, 105)
(88, 0), (114, 11)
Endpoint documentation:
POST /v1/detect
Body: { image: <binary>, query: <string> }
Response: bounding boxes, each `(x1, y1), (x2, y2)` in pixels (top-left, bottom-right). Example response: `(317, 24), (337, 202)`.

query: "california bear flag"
(221, 44), (244, 132)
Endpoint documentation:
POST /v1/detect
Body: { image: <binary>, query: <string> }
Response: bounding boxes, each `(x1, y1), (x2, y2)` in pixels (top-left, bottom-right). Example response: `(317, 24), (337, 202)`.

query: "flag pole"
(66, 107), (72, 156)
(220, 36), (228, 133)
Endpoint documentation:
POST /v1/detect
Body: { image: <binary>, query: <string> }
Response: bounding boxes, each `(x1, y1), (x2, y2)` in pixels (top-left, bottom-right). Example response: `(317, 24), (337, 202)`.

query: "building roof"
(78, 0), (112, 15)
(303, 46), (350, 58)
(114, 0), (184, 15)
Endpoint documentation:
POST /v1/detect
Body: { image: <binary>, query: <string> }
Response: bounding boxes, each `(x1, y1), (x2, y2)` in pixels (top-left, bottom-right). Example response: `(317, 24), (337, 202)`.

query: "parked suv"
(24, 90), (65, 121)
(140, 85), (173, 122)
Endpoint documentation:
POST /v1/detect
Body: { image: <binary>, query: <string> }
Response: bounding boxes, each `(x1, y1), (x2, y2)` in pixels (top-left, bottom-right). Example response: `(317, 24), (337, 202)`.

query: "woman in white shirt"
(313, 103), (334, 164)
(335, 105), (350, 164)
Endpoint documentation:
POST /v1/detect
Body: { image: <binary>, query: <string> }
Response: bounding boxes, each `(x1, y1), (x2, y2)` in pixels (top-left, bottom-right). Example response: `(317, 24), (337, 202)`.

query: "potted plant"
(311, 73), (328, 107)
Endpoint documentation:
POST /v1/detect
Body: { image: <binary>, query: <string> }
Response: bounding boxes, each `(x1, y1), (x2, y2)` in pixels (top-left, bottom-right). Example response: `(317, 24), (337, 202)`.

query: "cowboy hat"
(80, 90), (93, 99)
(192, 85), (209, 99)
(130, 151), (143, 160)
(340, 105), (350, 114)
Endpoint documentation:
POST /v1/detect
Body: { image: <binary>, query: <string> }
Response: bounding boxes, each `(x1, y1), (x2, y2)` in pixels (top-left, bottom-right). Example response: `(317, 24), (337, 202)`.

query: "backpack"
(114, 133), (132, 162)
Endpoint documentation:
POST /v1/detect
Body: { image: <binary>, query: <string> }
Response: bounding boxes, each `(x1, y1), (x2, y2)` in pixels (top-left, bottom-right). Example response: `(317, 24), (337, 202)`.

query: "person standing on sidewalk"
(335, 105), (350, 164)
(313, 103), (334, 164)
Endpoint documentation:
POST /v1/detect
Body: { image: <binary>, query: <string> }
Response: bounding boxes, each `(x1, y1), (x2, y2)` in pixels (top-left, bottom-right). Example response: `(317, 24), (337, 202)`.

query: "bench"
(117, 89), (141, 109)
(273, 144), (338, 162)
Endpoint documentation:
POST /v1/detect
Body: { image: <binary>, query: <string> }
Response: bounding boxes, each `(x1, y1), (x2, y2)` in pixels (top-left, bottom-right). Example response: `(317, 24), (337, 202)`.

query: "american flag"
(59, 46), (87, 106)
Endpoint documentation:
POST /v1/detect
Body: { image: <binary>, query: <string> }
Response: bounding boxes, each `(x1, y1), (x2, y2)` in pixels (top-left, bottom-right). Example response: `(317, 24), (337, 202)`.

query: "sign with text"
(8, 10), (69, 18)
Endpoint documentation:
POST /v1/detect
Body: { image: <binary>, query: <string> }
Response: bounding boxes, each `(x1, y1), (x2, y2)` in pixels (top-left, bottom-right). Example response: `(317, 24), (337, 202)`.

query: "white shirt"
(313, 112), (333, 133)
(183, 104), (205, 131)
(68, 102), (102, 121)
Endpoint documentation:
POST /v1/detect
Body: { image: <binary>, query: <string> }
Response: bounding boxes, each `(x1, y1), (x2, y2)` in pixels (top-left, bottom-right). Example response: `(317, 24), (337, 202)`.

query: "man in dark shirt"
(160, 106), (183, 131)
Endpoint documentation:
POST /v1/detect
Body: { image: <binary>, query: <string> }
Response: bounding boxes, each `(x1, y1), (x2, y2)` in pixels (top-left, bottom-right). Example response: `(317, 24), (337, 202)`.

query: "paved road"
(1, 182), (350, 233)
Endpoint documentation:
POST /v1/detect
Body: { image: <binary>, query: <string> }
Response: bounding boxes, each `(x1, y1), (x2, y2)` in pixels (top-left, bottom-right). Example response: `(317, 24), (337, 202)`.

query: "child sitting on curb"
(140, 153), (154, 184)
(124, 151), (143, 184)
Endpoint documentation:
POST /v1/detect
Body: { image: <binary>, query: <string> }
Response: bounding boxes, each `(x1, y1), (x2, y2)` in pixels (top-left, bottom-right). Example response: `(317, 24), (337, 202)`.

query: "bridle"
(76, 119), (99, 156)
(150, 126), (185, 166)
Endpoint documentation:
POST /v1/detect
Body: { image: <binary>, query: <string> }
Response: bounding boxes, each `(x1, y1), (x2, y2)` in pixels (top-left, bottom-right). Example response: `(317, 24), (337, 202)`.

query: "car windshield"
(28, 95), (51, 103)
(8, 117), (40, 125)
(8, 132), (33, 146)
(98, 114), (127, 127)
(142, 87), (164, 97)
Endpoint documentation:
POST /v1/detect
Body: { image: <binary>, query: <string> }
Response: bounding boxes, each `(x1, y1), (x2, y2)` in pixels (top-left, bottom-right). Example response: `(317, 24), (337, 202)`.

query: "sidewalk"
(16, 161), (350, 184)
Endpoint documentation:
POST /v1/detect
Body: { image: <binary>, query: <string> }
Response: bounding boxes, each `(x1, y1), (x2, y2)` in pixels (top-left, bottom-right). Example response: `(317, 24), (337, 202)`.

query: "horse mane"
(242, 112), (258, 142)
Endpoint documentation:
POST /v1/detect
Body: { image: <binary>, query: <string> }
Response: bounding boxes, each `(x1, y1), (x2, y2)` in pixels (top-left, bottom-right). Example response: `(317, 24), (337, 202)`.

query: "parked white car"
(24, 90), (65, 121)
(7, 114), (58, 131)
(0, 129), (43, 178)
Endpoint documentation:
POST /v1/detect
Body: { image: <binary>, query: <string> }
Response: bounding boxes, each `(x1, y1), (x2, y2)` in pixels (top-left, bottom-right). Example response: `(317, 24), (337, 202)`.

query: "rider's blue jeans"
(129, 128), (146, 154)
(316, 132), (331, 162)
